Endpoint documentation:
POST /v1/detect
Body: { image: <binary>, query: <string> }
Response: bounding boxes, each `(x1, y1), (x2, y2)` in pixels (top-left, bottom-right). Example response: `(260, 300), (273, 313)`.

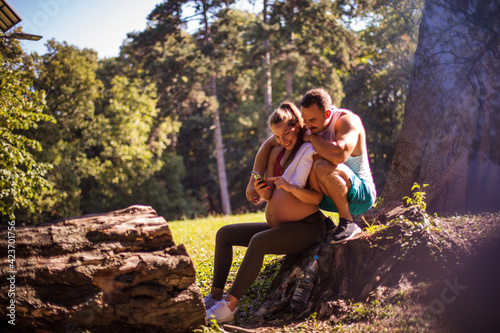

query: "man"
(246, 88), (376, 243)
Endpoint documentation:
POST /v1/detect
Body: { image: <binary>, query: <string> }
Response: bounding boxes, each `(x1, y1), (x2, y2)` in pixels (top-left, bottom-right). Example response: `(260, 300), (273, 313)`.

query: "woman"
(205, 102), (325, 323)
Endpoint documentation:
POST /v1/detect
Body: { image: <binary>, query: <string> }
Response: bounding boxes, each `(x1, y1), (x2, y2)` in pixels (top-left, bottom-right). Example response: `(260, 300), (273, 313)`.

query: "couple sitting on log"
(204, 88), (377, 323)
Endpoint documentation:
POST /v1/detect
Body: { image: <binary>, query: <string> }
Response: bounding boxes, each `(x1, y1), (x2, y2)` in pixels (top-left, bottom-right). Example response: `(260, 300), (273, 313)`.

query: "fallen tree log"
(0, 205), (206, 333)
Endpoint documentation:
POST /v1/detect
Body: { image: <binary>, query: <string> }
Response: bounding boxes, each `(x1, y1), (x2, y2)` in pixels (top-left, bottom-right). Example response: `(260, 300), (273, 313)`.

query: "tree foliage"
(2, 0), (431, 223)
(0, 52), (54, 220)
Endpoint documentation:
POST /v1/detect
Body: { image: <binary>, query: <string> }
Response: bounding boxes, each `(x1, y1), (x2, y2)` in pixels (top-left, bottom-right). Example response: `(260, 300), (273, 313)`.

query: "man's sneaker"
(330, 218), (362, 244)
(205, 300), (236, 323)
(203, 293), (221, 310)
(324, 216), (338, 234)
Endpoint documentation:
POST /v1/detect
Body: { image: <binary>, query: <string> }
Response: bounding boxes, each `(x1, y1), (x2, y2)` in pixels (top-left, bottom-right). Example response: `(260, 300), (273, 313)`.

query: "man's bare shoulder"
(335, 110), (363, 130)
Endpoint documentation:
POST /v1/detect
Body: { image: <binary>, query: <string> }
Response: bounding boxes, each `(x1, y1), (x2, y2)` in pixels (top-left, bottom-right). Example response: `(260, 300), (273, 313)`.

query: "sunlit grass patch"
(169, 211), (270, 296)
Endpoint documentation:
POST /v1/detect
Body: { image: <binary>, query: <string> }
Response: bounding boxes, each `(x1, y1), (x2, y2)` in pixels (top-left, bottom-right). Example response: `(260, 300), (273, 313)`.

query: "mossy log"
(0, 205), (205, 333)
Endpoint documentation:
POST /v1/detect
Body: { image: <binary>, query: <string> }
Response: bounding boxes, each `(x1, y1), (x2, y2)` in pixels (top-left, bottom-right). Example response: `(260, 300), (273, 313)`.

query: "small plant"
(372, 196), (384, 209)
(193, 319), (226, 333)
(308, 312), (319, 329)
(403, 183), (429, 211)
(362, 216), (388, 234)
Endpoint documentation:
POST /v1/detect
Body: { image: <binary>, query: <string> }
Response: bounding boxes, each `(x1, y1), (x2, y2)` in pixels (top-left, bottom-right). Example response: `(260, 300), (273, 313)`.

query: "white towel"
(281, 143), (315, 188)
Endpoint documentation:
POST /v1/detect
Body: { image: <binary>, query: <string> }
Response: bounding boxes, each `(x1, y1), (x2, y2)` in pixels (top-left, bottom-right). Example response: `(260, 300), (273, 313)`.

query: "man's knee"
(313, 158), (336, 179)
(314, 159), (351, 189)
(314, 158), (345, 181)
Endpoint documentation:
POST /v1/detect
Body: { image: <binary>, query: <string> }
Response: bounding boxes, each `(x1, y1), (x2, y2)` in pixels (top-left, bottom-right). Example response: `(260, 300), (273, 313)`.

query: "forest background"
(1, 0), (423, 223)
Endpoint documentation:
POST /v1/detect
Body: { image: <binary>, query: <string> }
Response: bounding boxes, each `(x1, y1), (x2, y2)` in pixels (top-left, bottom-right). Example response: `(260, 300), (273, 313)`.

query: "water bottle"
(291, 255), (319, 309)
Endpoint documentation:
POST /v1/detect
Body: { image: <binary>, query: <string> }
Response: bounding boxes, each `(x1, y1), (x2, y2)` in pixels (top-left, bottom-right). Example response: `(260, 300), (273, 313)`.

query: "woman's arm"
(255, 146), (281, 201)
(246, 136), (279, 203)
(267, 159), (323, 205)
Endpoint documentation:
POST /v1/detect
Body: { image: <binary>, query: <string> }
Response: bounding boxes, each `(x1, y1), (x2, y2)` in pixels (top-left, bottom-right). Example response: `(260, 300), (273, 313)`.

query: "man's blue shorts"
(319, 166), (375, 216)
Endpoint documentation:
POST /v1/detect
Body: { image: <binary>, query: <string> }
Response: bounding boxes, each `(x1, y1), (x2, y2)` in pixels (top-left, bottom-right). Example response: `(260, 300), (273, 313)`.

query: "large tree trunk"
(0, 205), (205, 333)
(382, 0), (500, 214)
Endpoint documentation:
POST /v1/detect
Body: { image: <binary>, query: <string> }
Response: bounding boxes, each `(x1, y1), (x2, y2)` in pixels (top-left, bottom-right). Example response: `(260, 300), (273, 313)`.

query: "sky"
(7, 0), (259, 59)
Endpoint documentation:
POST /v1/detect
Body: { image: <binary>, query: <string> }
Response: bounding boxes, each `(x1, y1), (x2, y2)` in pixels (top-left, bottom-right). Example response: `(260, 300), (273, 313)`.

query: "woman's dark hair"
(268, 101), (305, 170)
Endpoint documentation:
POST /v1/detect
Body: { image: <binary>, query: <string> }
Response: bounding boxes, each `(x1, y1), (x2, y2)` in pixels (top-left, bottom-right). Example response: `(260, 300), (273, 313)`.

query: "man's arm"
(306, 114), (360, 165)
(246, 135), (279, 202)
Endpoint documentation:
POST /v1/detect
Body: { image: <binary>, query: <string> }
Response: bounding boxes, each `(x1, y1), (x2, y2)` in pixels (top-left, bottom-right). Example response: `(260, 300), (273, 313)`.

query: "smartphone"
(251, 171), (264, 182)
(252, 171), (270, 191)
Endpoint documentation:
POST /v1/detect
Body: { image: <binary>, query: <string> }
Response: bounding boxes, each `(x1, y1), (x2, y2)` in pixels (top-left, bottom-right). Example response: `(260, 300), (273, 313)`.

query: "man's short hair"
(300, 88), (332, 112)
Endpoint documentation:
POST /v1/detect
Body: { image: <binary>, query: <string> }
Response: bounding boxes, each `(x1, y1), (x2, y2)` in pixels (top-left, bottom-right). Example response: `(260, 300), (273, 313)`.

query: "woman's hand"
(254, 178), (271, 200)
(246, 178), (260, 203)
(266, 176), (295, 193)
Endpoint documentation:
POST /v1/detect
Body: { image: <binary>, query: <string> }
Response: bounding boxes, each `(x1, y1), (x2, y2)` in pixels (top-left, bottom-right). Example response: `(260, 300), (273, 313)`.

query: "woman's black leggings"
(212, 211), (325, 300)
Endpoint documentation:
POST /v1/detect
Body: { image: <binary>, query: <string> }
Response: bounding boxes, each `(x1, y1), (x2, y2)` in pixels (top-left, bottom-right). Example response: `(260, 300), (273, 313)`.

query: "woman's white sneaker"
(203, 293), (220, 310)
(205, 300), (236, 323)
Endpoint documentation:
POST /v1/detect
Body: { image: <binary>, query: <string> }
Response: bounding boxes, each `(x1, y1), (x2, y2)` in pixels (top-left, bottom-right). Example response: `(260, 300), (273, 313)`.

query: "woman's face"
(271, 121), (299, 150)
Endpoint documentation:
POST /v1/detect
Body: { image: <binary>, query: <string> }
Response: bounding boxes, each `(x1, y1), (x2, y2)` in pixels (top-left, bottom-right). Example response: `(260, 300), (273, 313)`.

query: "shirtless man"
(247, 88), (376, 243)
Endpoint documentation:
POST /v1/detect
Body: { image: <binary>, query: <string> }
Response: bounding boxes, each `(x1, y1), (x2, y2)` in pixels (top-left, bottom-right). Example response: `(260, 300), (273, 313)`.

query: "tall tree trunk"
(263, 0), (273, 138)
(212, 74), (232, 214)
(285, 54), (293, 97)
(202, 1), (232, 215)
(382, 0), (500, 213)
(285, 1), (295, 98)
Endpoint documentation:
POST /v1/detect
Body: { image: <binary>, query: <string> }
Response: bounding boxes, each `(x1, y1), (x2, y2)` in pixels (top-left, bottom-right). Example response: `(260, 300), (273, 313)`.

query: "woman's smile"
(282, 140), (293, 149)
(271, 122), (298, 151)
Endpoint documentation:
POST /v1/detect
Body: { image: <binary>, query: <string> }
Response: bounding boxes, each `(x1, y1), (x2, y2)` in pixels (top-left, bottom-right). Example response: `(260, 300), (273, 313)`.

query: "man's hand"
(303, 129), (312, 142)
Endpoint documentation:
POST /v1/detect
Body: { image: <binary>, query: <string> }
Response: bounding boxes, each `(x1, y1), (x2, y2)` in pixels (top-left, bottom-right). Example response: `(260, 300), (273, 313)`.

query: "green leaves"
(1, 1), (429, 222)
(0, 54), (55, 220)
(1, 41), (199, 223)
(403, 183), (429, 212)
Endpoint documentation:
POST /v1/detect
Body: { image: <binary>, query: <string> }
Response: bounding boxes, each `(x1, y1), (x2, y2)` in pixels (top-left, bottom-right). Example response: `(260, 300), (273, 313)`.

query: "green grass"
(169, 210), (339, 299)
(170, 211), (287, 326)
(169, 210), (342, 301)
(169, 211), (271, 296)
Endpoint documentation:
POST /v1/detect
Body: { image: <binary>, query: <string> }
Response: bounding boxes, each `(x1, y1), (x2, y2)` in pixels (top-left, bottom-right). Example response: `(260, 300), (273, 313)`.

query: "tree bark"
(285, 1), (295, 98)
(213, 75), (232, 215)
(382, 0), (500, 213)
(263, 0), (273, 139)
(253, 227), (402, 321)
(0, 205), (205, 333)
(202, 0), (232, 215)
